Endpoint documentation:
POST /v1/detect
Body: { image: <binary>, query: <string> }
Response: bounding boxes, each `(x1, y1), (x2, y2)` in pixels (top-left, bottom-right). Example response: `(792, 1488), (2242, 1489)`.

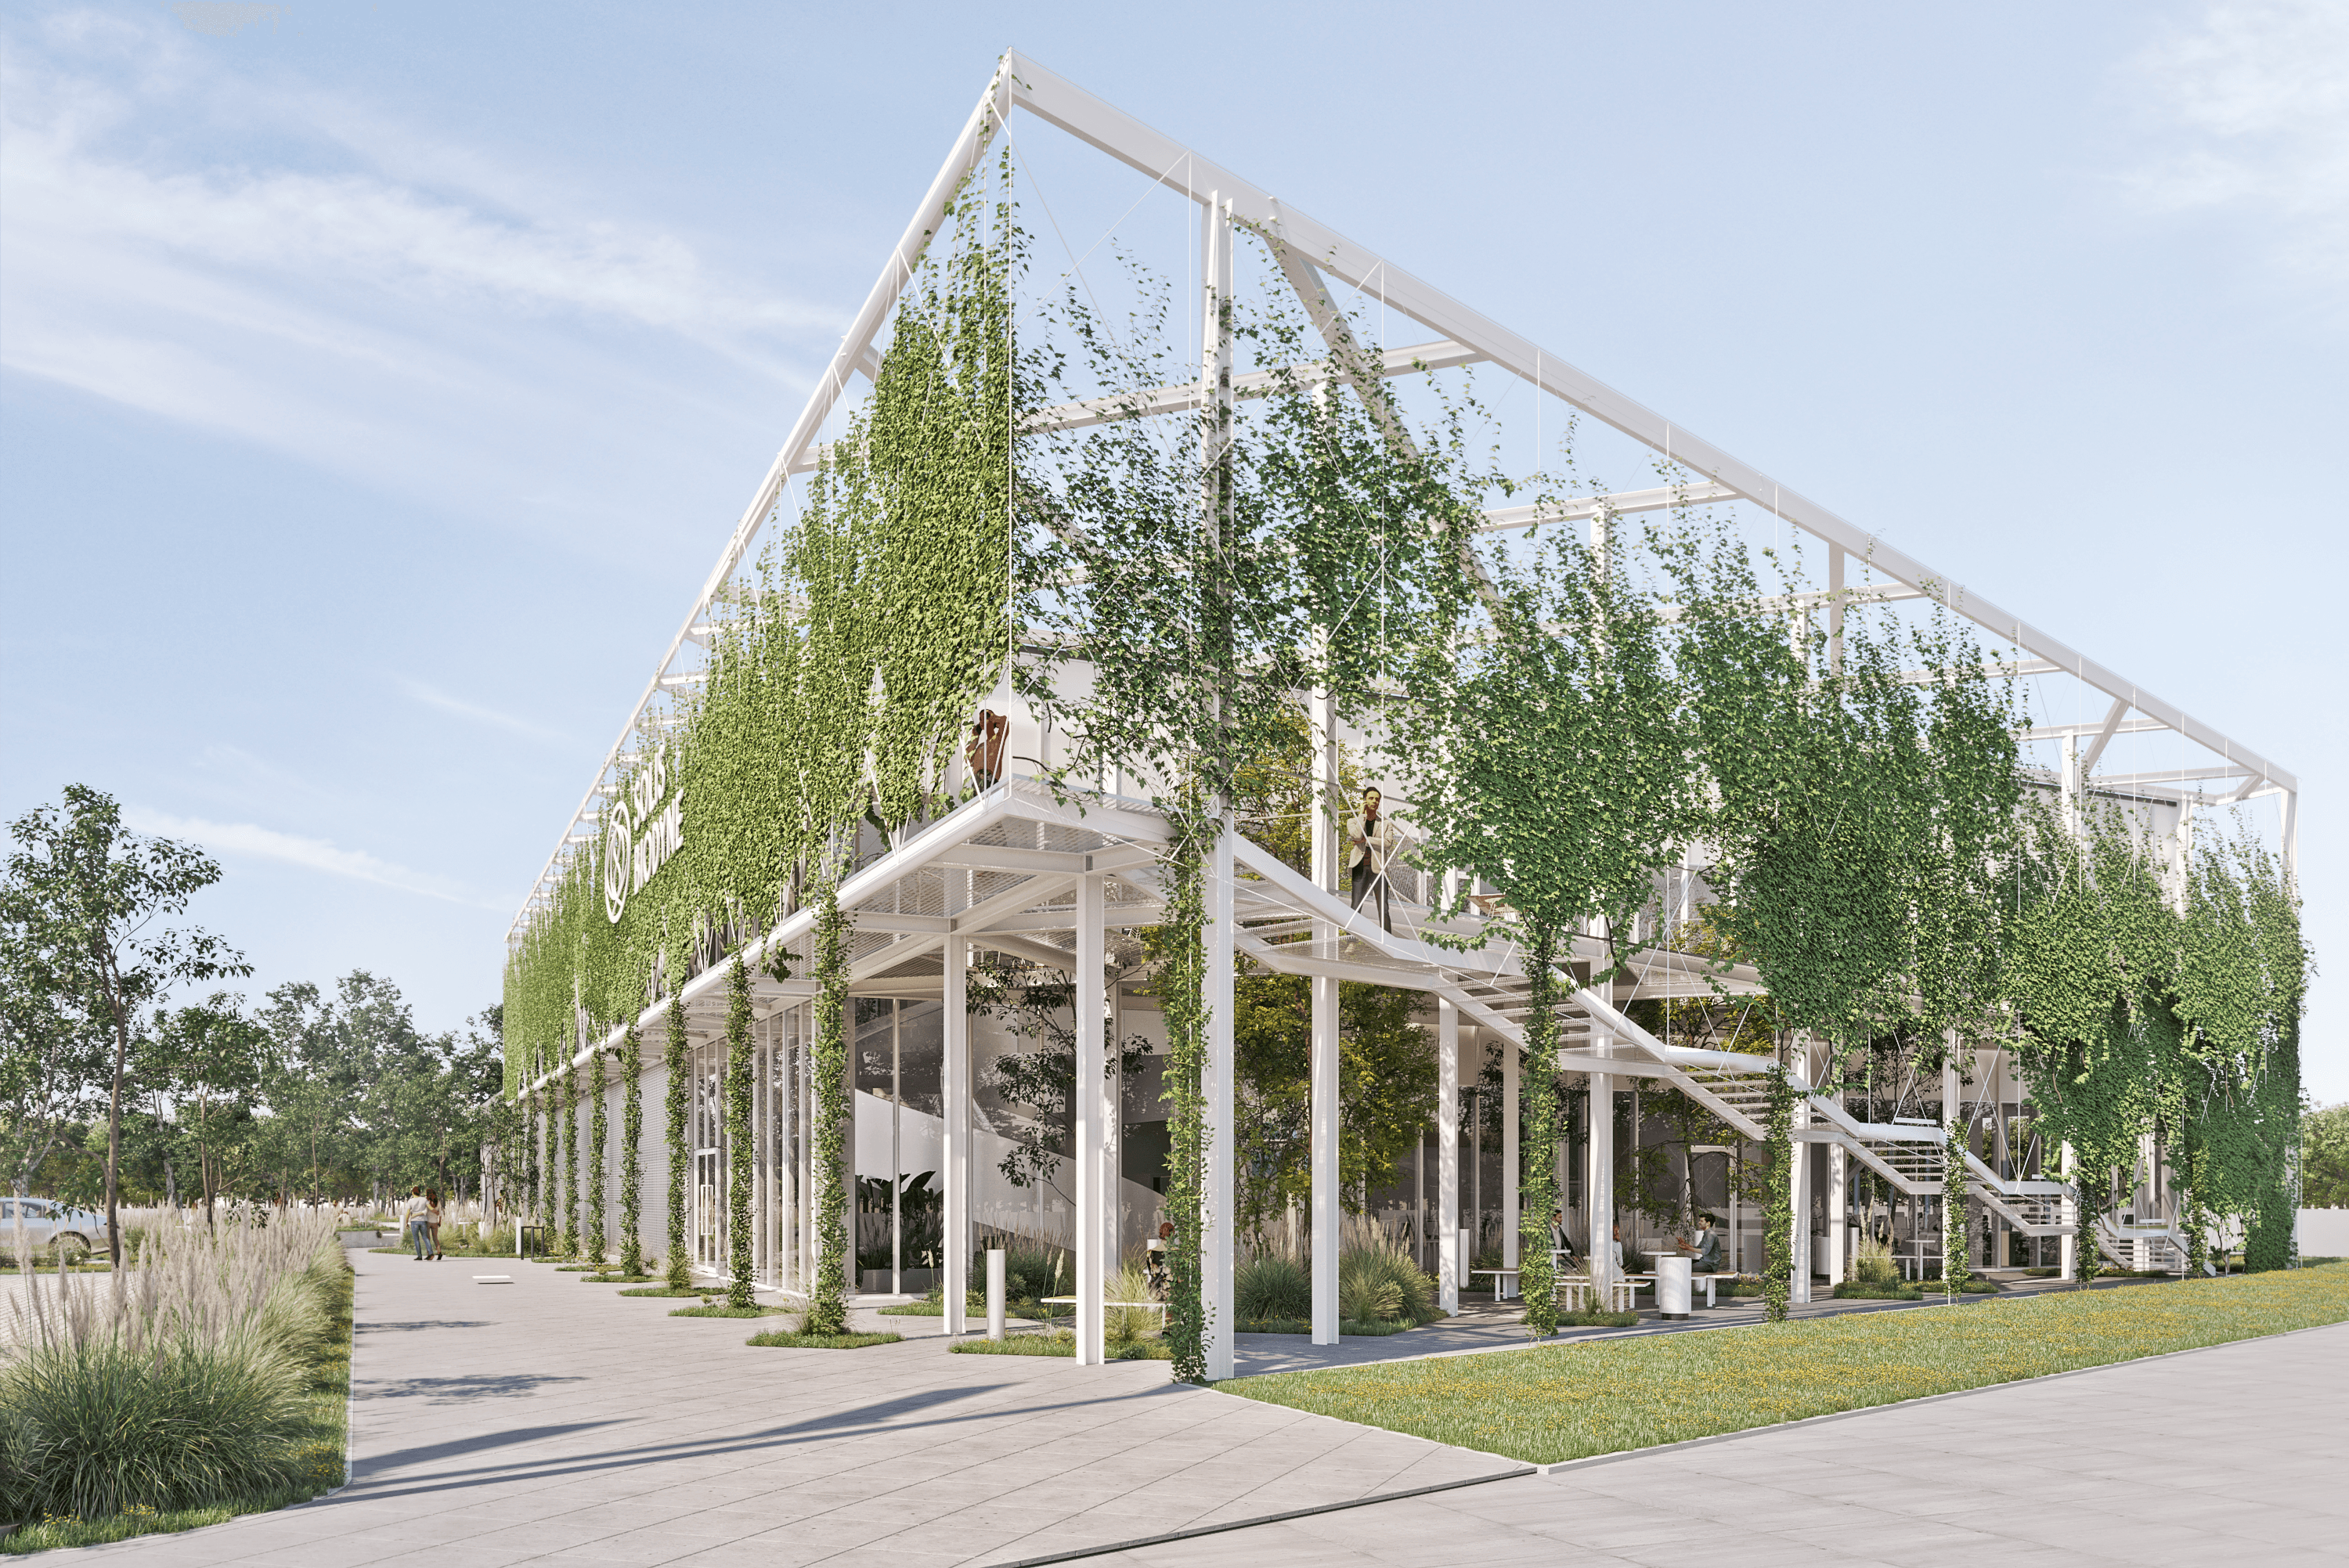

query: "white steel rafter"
(510, 51), (2297, 942)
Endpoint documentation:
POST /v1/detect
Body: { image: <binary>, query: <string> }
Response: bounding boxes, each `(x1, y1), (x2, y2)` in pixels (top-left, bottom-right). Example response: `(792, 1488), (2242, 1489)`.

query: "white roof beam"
(2073, 765), (2248, 788)
(2020, 716), (2170, 743)
(1019, 340), (1480, 438)
(1478, 482), (1740, 532)
(2077, 697), (2132, 777)
(1000, 51), (2293, 798)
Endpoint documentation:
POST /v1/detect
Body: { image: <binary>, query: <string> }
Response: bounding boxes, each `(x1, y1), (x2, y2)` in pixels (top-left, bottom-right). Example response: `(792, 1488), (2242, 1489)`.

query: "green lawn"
(1220, 1264), (2349, 1466)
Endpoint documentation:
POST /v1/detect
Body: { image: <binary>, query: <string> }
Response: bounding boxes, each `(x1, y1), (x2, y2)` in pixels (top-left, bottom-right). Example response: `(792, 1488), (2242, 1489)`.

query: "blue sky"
(3, 2), (2342, 1099)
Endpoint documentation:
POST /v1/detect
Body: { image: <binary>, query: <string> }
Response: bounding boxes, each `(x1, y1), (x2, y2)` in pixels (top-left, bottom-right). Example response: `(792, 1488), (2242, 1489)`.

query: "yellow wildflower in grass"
(1222, 1264), (2349, 1465)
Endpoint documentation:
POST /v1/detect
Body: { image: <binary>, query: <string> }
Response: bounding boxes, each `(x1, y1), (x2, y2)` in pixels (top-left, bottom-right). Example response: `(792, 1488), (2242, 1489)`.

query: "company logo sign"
(604, 750), (686, 923)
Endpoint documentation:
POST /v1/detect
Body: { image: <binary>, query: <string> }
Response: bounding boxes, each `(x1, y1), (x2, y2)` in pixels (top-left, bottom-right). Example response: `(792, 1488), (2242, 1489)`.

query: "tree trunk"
(104, 979), (130, 1270)
(199, 1098), (215, 1231)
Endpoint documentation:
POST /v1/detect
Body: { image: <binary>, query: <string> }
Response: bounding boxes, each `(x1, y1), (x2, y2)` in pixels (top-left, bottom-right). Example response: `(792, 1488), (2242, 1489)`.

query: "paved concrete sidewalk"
(1103, 1318), (2349, 1567)
(71, 1245), (1517, 1567)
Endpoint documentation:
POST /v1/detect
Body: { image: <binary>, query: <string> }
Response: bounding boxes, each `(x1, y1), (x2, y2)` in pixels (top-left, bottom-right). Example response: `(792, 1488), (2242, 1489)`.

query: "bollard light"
(986, 1248), (1006, 1341)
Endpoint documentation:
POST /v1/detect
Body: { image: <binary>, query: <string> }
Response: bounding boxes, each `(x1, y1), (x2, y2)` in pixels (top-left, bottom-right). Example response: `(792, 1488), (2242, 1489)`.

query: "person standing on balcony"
(1345, 787), (1394, 933)
(965, 710), (1009, 791)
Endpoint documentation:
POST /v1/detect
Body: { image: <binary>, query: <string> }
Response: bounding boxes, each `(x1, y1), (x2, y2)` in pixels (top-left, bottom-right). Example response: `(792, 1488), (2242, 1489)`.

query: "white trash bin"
(1656, 1255), (1693, 1320)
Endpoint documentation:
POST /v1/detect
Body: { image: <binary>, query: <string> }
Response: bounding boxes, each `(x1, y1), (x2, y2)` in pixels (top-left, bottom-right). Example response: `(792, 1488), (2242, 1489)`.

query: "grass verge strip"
(668, 1304), (789, 1318)
(1218, 1265), (2349, 1467)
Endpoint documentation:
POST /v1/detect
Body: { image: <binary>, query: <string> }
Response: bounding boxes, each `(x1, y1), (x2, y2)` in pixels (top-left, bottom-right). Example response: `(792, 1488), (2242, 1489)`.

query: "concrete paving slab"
(1078, 1320), (2349, 1568)
(60, 1242), (1515, 1566)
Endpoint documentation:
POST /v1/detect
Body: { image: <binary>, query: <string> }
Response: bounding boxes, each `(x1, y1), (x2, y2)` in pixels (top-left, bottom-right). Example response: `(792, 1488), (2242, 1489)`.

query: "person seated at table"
(1608, 1222), (1625, 1274)
(1672, 1213), (1723, 1274)
(1548, 1208), (1579, 1267)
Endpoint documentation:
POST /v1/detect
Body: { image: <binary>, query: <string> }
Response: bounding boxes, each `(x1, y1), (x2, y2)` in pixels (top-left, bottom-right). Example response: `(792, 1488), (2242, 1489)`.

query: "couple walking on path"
(401, 1186), (445, 1260)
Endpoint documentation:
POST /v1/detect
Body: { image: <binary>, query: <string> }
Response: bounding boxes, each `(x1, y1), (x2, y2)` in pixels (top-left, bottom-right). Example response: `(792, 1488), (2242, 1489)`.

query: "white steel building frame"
(507, 54), (2297, 1369)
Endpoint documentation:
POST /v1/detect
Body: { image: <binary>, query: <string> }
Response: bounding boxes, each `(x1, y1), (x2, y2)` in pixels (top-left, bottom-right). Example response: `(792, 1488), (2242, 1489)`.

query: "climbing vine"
(805, 883), (852, 1333)
(724, 954), (756, 1309)
(1943, 1118), (1972, 1296)
(556, 1055), (575, 1257)
(619, 1023), (644, 1276)
(500, 152), (1023, 1091)
(586, 1042), (608, 1265)
(1396, 514), (1696, 1337)
(1157, 801), (1209, 1384)
(663, 991), (690, 1290)
(1763, 1057), (1794, 1320)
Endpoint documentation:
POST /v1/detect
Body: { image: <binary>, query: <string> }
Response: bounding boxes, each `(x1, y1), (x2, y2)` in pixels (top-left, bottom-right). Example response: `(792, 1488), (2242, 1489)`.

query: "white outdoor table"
(1626, 1270), (1734, 1309)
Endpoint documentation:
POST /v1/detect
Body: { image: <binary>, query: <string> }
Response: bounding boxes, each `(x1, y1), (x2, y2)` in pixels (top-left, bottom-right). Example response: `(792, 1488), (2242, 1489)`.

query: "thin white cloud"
(397, 677), (568, 743)
(0, 12), (837, 539)
(124, 807), (493, 907)
(2120, 1), (2349, 296)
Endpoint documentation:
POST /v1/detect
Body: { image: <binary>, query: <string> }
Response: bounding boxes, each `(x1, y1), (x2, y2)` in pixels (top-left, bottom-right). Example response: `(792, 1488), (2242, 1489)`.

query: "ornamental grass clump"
(1236, 1253), (1312, 1324)
(1849, 1235), (1900, 1286)
(2, 1211), (346, 1523)
(1337, 1235), (1435, 1327)
(1105, 1263), (1162, 1344)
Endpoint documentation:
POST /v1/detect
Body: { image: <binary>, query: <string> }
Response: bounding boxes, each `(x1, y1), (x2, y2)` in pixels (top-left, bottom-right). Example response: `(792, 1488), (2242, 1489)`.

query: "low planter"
(951, 1332), (1171, 1360)
(618, 1285), (711, 1299)
(669, 1304), (789, 1318)
(1557, 1308), (1640, 1328)
(747, 1329), (900, 1350)
(1833, 1283), (1925, 1301)
(1234, 1317), (1421, 1337)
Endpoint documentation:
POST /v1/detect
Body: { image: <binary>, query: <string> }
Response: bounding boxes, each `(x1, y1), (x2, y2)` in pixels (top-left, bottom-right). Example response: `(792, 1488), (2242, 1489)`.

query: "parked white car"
(2, 1197), (106, 1256)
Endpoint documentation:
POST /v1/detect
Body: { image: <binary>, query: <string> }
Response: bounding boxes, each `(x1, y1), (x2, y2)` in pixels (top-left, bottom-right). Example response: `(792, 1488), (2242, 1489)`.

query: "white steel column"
(1200, 192), (1239, 1382)
(1438, 999), (1460, 1312)
(2060, 1141), (2077, 1278)
(1587, 1040), (1615, 1293)
(1308, 999), (1340, 1343)
(1074, 873), (1106, 1364)
(1501, 1029), (1521, 1271)
(1308, 684), (1340, 1345)
(1943, 1044), (1962, 1285)
(1789, 1045), (1811, 1305)
(2060, 734), (2082, 838)
(1205, 821), (1237, 1378)
(1827, 543), (1846, 673)
(1827, 1141), (1848, 1287)
(2282, 788), (2299, 889)
(943, 935), (970, 1336)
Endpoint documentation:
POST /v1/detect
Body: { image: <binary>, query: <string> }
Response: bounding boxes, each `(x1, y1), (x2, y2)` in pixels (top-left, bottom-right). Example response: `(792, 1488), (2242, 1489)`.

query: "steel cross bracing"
(511, 48), (2297, 946)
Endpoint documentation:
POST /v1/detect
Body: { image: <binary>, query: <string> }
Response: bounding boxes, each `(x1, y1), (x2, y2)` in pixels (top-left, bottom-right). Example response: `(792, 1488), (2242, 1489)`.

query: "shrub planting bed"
(0, 1215), (354, 1554)
(745, 1331), (900, 1350)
